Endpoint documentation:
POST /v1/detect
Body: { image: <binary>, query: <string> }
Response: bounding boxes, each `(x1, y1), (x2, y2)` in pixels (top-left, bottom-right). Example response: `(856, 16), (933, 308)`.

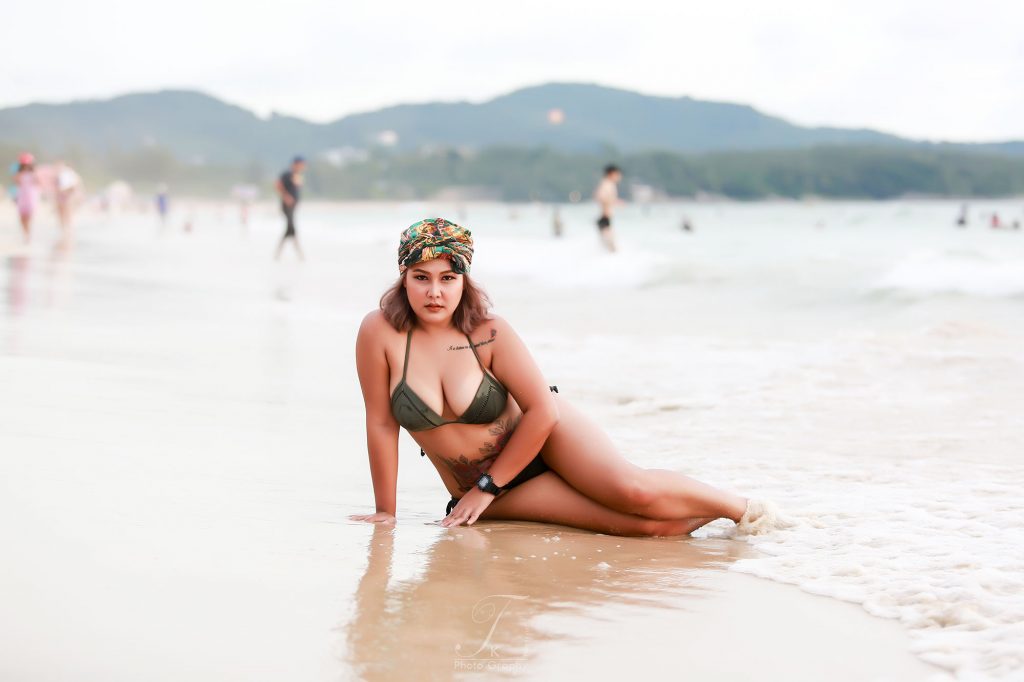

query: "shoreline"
(2, 201), (1016, 679)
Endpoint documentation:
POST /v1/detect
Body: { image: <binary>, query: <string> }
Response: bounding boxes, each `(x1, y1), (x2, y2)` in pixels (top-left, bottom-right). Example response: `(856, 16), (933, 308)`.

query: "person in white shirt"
(593, 164), (622, 252)
(54, 160), (82, 230)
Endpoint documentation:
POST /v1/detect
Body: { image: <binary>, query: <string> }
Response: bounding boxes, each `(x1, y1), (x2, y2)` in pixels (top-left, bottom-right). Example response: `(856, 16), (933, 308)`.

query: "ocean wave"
(870, 249), (1024, 299)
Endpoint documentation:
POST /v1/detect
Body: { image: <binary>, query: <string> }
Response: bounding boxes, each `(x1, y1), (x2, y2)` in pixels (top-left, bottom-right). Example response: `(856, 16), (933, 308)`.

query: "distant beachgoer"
(991, 213), (1002, 229)
(552, 206), (563, 237)
(681, 217), (693, 232)
(956, 204), (968, 227)
(155, 185), (170, 226)
(350, 217), (786, 536)
(231, 184), (258, 228)
(275, 156), (306, 261)
(54, 161), (82, 230)
(594, 164), (622, 252)
(13, 153), (39, 242)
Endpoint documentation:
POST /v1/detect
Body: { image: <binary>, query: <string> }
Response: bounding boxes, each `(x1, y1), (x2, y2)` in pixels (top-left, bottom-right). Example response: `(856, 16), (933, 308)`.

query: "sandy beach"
(3, 198), (1022, 680)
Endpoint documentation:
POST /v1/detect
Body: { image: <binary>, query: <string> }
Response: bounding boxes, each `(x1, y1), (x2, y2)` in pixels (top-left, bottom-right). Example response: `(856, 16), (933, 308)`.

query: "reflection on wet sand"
(345, 522), (749, 681)
(5, 255), (30, 318)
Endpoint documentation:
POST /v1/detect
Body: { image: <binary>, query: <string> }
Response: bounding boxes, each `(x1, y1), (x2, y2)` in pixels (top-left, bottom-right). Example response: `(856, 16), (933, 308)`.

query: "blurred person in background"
(13, 153), (40, 242)
(155, 184), (170, 227)
(231, 184), (258, 228)
(54, 160), (82, 230)
(274, 155), (306, 261)
(594, 164), (622, 253)
(552, 206), (564, 237)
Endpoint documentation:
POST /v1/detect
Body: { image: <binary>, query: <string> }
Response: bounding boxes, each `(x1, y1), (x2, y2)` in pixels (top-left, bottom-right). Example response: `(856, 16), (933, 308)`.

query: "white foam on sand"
(590, 323), (1024, 681)
(711, 466), (1024, 680)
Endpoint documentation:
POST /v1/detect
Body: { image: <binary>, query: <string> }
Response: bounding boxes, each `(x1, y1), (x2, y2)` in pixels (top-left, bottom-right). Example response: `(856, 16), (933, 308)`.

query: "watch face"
(480, 475), (492, 485)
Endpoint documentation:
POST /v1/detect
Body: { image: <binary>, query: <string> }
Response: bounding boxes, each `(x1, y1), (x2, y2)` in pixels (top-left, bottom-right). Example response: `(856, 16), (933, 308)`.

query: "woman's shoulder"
(358, 309), (401, 341)
(469, 314), (517, 344)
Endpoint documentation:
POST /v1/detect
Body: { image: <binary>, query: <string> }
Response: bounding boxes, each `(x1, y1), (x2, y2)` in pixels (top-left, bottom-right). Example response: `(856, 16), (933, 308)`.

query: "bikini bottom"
(445, 453), (549, 516)
(444, 385), (558, 516)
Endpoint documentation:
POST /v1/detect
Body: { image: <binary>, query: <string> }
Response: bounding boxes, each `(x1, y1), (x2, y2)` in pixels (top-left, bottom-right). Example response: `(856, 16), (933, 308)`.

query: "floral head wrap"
(398, 218), (474, 275)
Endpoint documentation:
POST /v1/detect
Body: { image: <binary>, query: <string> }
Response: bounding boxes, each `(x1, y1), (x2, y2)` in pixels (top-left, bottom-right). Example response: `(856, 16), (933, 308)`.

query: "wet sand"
(0, 202), (951, 680)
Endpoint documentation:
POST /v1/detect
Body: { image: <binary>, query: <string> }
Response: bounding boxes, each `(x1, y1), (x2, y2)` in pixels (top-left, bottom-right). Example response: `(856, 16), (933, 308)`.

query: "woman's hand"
(349, 512), (396, 525)
(440, 488), (496, 528)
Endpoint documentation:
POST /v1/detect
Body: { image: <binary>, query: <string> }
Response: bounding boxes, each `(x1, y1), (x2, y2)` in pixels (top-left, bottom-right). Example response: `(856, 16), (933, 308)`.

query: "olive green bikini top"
(390, 328), (508, 432)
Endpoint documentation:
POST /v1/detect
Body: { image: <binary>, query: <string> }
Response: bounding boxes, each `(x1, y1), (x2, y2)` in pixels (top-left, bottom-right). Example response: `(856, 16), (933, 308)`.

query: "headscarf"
(398, 217), (474, 275)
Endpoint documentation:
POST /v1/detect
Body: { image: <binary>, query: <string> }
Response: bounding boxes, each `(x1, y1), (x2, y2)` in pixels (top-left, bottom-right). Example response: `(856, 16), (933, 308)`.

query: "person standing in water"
(155, 184), (170, 227)
(593, 164), (622, 253)
(956, 204), (968, 227)
(54, 160), (82, 230)
(13, 153), (39, 242)
(274, 156), (306, 261)
(552, 206), (564, 237)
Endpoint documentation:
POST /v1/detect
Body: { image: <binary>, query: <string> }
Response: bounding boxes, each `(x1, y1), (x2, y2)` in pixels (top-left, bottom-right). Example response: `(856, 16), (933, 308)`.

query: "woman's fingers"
(442, 507), (469, 527)
(442, 501), (464, 527)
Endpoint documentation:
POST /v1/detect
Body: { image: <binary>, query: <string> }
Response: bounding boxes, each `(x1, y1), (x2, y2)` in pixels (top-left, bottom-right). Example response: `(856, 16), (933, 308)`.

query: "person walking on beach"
(274, 156), (306, 261)
(350, 218), (785, 536)
(54, 161), (83, 231)
(13, 153), (39, 242)
(594, 164), (622, 252)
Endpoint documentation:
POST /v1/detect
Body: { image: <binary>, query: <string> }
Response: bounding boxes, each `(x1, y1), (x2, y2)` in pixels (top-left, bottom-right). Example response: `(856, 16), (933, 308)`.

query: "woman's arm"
(486, 316), (559, 486)
(351, 311), (401, 522)
(441, 316), (558, 527)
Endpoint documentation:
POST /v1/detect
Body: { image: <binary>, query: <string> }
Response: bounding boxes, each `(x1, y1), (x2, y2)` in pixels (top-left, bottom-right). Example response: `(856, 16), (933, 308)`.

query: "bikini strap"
(465, 334), (486, 369)
(401, 328), (414, 381)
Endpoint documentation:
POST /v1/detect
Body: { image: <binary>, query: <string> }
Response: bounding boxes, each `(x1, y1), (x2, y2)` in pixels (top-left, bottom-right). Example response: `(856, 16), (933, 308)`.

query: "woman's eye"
(414, 275), (427, 280)
(442, 275), (456, 281)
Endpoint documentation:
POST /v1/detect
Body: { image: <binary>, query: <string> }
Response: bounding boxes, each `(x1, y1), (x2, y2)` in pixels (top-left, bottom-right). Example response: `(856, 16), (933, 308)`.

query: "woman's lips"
(425, 304), (444, 311)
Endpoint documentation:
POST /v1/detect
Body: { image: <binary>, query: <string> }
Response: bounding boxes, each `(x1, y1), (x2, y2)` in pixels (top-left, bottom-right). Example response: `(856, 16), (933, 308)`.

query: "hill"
(3, 82), (1020, 164)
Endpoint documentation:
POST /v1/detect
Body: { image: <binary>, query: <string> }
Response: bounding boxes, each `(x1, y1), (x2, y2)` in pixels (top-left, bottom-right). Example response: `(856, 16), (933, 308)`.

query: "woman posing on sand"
(350, 218), (779, 536)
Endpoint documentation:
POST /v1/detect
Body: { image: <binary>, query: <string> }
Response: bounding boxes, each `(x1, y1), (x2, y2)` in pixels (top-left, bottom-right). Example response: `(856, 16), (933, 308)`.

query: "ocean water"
(2, 198), (1022, 680)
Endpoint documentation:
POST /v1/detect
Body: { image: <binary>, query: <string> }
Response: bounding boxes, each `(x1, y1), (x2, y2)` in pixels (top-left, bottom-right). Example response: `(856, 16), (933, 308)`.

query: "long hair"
(380, 273), (492, 335)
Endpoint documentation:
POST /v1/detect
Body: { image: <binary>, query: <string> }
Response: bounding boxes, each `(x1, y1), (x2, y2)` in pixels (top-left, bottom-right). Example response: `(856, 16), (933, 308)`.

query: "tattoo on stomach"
(442, 416), (521, 493)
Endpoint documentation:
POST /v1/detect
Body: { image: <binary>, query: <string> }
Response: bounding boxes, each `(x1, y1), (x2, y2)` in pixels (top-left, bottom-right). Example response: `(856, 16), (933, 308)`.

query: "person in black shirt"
(275, 155), (307, 261)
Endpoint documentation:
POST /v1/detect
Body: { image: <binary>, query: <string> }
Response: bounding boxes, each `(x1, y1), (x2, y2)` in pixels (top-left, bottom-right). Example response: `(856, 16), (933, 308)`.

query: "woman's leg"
(539, 400), (747, 522)
(479, 471), (712, 537)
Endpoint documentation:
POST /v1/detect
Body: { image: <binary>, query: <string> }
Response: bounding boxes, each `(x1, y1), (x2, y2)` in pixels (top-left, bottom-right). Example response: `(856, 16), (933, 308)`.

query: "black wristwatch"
(476, 473), (503, 496)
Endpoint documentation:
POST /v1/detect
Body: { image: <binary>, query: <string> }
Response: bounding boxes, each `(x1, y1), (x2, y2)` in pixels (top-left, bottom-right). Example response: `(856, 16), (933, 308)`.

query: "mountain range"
(2, 83), (1021, 165)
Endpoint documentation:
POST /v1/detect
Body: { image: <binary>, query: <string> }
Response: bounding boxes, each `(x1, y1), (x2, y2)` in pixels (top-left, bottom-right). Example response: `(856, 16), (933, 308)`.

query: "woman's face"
(404, 258), (464, 323)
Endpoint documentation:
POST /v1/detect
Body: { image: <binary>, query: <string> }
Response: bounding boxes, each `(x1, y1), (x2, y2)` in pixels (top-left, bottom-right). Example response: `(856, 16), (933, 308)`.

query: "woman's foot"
(735, 498), (794, 535)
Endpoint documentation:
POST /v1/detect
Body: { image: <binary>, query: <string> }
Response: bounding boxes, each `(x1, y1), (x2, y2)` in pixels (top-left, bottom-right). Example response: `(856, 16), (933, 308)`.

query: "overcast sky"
(3, 0), (1022, 142)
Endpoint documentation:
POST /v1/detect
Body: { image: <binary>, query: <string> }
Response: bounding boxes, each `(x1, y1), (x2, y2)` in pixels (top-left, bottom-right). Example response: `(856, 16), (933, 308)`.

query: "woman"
(13, 153), (39, 242)
(350, 218), (781, 536)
